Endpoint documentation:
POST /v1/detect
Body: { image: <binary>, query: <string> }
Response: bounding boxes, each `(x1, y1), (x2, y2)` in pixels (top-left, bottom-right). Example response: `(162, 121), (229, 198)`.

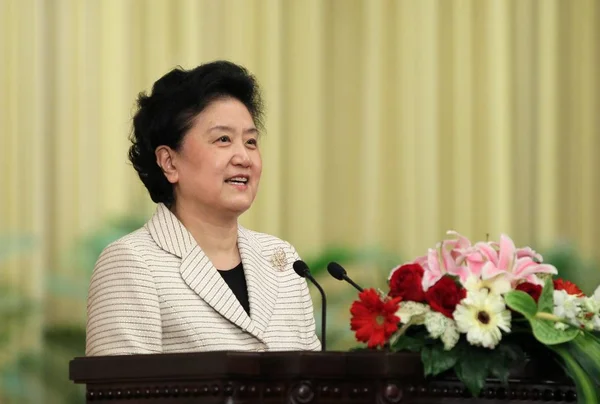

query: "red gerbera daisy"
(553, 278), (585, 297)
(350, 288), (402, 348)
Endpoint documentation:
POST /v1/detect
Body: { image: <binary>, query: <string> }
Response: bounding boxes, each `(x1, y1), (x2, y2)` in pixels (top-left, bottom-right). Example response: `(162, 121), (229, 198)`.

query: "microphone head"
(327, 262), (347, 280)
(293, 260), (310, 278)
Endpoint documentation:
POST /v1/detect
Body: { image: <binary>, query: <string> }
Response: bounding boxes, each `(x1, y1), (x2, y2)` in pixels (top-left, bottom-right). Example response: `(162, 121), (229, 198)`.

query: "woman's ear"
(155, 146), (179, 184)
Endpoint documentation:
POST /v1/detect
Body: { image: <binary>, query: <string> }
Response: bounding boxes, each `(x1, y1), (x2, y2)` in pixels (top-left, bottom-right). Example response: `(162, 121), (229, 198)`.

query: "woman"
(85, 61), (321, 355)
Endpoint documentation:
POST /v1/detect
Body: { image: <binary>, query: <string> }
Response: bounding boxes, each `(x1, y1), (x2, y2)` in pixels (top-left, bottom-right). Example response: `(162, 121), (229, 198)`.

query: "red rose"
(515, 282), (543, 302)
(389, 263), (426, 302)
(350, 288), (402, 348)
(553, 278), (585, 296)
(425, 276), (466, 319)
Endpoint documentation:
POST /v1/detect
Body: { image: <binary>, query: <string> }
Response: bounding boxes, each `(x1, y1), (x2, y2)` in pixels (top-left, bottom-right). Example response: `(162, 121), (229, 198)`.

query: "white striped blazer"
(85, 203), (321, 356)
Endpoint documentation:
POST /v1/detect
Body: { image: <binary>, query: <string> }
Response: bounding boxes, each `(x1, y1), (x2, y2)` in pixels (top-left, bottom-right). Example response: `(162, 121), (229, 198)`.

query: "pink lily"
(511, 257), (557, 285)
(456, 247), (489, 278)
(480, 234), (557, 286)
(420, 247), (445, 291)
(420, 231), (472, 290)
(516, 246), (543, 262)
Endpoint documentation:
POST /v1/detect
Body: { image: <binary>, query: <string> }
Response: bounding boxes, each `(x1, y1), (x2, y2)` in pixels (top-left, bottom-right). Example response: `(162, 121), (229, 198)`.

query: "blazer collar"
(146, 203), (196, 258)
(146, 203), (279, 342)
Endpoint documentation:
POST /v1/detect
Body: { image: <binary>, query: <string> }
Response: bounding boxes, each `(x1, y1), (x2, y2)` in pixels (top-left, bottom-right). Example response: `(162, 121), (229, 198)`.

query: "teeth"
(227, 177), (248, 183)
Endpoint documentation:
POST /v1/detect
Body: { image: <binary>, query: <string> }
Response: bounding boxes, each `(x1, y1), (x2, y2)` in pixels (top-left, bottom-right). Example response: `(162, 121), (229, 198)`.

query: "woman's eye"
(217, 136), (230, 143)
(247, 138), (258, 146)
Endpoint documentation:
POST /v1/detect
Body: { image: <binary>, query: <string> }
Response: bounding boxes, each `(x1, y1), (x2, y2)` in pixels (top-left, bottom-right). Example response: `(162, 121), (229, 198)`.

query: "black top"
(217, 262), (250, 315)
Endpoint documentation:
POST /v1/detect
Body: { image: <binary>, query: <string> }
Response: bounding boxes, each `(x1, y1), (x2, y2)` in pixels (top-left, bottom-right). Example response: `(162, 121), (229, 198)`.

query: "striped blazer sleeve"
(86, 238), (162, 356)
(288, 243), (322, 351)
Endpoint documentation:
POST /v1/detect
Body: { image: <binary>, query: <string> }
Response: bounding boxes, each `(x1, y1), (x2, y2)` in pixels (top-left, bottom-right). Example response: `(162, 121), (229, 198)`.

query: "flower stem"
(396, 320), (413, 337)
(535, 312), (562, 322)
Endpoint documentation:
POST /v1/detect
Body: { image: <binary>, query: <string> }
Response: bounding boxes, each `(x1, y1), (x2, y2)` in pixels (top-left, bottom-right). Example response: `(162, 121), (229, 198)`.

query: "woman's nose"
(232, 143), (252, 166)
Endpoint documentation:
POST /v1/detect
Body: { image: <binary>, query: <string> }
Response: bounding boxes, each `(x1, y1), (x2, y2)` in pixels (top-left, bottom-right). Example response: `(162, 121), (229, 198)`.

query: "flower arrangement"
(350, 231), (600, 401)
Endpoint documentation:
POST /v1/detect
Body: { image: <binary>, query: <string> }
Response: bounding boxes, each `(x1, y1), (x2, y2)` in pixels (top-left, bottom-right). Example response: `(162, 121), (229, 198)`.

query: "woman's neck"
(170, 202), (240, 269)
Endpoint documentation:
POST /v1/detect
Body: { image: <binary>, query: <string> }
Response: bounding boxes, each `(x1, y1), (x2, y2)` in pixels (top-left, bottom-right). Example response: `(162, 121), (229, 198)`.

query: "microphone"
(326, 262), (364, 292)
(293, 260), (327, 351)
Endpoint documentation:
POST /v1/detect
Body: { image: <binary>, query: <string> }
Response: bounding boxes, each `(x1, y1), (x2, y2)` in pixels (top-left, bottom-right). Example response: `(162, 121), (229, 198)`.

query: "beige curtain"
(1, 0), (599, 325)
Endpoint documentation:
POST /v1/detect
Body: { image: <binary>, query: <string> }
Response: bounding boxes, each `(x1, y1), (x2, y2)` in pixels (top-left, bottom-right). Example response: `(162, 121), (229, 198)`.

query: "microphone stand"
(343, 274), (364, 292)
(305, 272), (327, 352)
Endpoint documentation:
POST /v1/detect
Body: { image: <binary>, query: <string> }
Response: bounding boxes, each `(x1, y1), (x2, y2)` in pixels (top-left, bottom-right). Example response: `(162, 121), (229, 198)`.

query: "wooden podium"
(69, 351), (576, 403)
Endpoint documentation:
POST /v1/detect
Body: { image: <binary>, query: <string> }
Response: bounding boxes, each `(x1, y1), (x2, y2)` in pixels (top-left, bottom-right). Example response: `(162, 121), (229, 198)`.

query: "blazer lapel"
(179, 244), (258, 336)
(237, 226), (279, 338)
(146, 204), (267, 341)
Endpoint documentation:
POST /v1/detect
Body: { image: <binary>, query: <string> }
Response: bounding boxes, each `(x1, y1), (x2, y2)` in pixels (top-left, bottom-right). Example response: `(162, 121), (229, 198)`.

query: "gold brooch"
(271, 247), (287, 271)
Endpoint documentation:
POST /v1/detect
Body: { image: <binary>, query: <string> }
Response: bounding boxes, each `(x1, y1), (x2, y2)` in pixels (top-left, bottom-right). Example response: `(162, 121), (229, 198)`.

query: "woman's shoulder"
(240, 227), (301, 262)
(95, 227), (156, 266)
(89, 228), (159, 300)
(242, 228), (294, 250)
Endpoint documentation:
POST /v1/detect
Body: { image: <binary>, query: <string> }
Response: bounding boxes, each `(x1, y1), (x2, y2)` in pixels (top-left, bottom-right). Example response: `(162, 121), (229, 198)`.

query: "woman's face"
(167, 97), (262, 218)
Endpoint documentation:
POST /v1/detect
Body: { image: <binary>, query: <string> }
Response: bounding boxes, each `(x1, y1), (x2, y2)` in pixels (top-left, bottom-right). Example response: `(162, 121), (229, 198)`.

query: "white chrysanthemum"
(592, 315), (600, 331)
(583, 296), (600, 314)
(579, 295), (600, 331)
(395, 301), (430, 325)
(441, 323), (460, 350)
(463, 274), (511, 296)
(553, 290), (583, 324)
(424, 311), (448, 338)
(453, 290), (511, 349)
(424, 311), (460, 350)
(593, 285), (600, 301)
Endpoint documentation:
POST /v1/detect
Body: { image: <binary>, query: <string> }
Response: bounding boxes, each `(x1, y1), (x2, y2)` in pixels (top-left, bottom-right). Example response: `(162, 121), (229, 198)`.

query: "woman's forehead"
(193, 99), (255, 129)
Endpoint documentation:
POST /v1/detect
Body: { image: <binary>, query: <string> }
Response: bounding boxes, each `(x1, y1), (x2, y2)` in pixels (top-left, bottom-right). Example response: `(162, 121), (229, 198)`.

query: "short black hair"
(128, 60), (264, 206)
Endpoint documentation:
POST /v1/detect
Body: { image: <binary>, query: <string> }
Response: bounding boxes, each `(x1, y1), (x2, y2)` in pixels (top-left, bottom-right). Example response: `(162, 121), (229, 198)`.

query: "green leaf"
(392, 334), (425, 352)
(454, 350), (487, 397)
(451, 342), (527, 397)
(568, 332), (600, 387)
(505, 290), (538, 319)
(488, 344), (526, 385)
(513, 278), (580, 346)
(537, 277), (554, 314)
(421, 346), (433, 375)
(488, 360), (510, 385)
(550, 344), (599, 403)
(421, 344), (459, 377)
(530, 318), (579, 345)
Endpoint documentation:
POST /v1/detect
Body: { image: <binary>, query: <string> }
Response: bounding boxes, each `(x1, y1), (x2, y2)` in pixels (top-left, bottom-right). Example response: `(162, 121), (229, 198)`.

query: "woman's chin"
(222, 199), (254, 216)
